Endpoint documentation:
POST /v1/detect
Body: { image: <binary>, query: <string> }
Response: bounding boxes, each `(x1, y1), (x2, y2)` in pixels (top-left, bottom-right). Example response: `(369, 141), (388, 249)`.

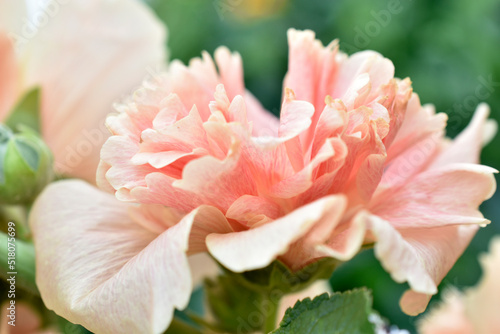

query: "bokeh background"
(143, 0), (500, 332)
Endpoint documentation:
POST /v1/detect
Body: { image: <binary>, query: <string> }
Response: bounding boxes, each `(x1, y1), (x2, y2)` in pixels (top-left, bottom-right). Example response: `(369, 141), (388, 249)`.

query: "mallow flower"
(30, 29), (496, 333)
(0, 0), (166, 182)
(418, 236), (500, 334)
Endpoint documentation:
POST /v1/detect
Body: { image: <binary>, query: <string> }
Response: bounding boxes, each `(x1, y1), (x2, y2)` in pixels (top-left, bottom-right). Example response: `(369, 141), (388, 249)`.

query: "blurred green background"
(145, 0), (500, 332)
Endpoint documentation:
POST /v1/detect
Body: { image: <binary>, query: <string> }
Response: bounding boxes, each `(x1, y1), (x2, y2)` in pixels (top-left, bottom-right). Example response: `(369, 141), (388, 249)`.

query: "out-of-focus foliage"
(146, 0), (500, 332)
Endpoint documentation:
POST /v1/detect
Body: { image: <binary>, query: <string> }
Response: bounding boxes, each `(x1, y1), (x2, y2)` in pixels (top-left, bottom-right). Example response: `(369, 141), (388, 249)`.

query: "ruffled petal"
(21, 0), (167, 182)
(430, 103), (494, 168)
(365, 214), (479, 315)
(370, 164), (497, 228)
(29, 180), (197, 333)
(206, 196), (344, 272)
(464, 237), (500, 333)
(418, 289), (474, 334)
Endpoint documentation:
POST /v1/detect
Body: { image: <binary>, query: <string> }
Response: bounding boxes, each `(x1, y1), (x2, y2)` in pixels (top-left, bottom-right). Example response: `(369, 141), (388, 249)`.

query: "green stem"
(262, 294), (280, 333)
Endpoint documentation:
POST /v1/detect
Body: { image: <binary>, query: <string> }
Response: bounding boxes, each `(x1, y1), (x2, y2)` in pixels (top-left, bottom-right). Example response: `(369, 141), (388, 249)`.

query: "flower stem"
(262, 294), (279, 333)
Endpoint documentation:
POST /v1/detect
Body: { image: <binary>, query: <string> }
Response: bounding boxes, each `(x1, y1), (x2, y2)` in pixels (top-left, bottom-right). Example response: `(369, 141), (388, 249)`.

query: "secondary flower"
(0, 0), (166, 182)
(31, 29), (496, 333)
(418, 237), (500, 334)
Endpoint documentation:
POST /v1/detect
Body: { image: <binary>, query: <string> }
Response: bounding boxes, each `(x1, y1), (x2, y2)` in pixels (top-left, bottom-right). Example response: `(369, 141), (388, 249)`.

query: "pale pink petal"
(188, 253), (221, 288)
(173, 143), (257, 212)
(464, 237), (500, 333)
(0, 33), (19, 120)
(279, 89), (315, 171)
(387, 95), (447, 162)
(310, 99), (347, 158)
(131, 172), (206, 213)
(284, 29), (339, 109)
(270, 138), (338, 198)
(430, 103), (494, 168)
(206, 196), (344, 272)
(278, 89), (315, 140)
(370, 164), (497, 228)
(367, 214), (437, 297)
(316, 210), (367, 261)
(393, 222), (478, 315)
(279, 195), (349, 270)
(29, 180), (198, 334)
(243, 91), (280, 137)
(334, 50), (395, 105)
(418, 289), (474, 334)
(20, 0), (166, 182)
(226, 195), (283, 223)
(375, 130), (442, 192)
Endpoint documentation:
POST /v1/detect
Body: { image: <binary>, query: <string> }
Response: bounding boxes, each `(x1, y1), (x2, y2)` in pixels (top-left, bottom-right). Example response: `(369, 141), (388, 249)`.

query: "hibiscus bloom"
(0, 0), (166, 182)
(418, 237), (500, 334)
(31, 29), (496, 333)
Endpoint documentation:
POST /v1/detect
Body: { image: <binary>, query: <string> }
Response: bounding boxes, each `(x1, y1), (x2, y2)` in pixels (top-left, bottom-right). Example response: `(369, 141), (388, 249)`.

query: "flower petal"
(30, 180), (195, 333)
(370, 164), (497, 229)
(21, 0), (166, 182)
(417, 289), (474, 334)
(366, 213), (479, 315)
(464, 237), (500, 333)
(206, 196), (344, 272)
(430, 103), (494, 168)
(0, 33), (19, 120)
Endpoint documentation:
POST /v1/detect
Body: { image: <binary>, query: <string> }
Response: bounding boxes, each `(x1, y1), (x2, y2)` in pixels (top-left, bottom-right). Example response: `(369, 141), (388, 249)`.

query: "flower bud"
(0, 124), (53, 204)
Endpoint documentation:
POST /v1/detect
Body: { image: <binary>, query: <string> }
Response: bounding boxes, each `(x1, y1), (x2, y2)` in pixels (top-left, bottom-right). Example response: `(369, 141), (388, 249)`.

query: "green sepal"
(5, 88), (41, 134)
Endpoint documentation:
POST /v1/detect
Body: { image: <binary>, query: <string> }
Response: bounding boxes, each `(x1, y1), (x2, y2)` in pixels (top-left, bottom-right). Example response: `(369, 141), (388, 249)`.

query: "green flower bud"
(0, 124), (54, 204)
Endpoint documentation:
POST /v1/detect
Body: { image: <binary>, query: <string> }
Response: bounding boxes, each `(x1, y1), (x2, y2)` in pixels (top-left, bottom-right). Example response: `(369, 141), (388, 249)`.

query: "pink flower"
(418, 237), (500, 334)
(0, 0), (166, 182)
(30, 29), (496, 332)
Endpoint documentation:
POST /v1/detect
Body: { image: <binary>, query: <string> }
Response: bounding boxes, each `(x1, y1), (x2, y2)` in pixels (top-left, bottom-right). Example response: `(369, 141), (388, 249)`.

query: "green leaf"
(272, 289), (375, 334)
(5, 88), (41, 134)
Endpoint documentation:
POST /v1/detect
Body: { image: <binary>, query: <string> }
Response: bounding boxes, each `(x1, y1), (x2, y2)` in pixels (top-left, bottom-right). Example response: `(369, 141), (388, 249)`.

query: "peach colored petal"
(29, 180), (209, 334)
(284, 29), (341, 112)
(173, 141), (257, 212)
(430, 103), (493, 168)
(370, 164), (497, 228)
(226, 195), (283, 223)
(418, 289), (474, 334)
(367, 214), (438, 297)
(387, 95), (447, 161)
(19, 0), (166, 182)
(418, 237), (500, 333)
(270, 137), (337, 198)
(464, 237), (500, 333)
(131, 172), (206, 212)
(206, 195), (345, 272)
(395, 223), (479, 315)
(0, 33), (19, 120)
(316, 210), (367, 261)
(188, 253), (221, 288)
(214, 47), (279, 136)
